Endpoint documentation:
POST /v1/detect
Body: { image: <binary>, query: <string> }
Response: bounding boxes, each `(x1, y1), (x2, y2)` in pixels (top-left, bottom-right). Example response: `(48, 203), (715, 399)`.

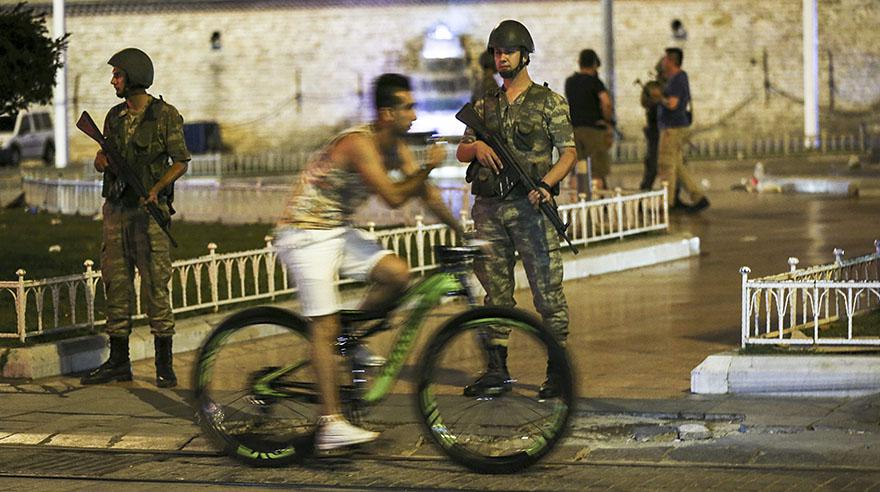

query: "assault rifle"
(76, 111), (178, 247)
(455, 102), (578, 254)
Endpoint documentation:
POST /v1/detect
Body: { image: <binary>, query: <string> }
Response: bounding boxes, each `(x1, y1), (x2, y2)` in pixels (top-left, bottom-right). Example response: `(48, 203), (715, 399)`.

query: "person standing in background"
(565, 49), (614, 194)
(649, 47), (709, 213)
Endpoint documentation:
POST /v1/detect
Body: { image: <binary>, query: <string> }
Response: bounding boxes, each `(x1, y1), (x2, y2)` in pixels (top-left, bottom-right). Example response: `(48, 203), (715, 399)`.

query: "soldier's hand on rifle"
(528, 187), (552, 207)
(94, 150), (109, 173)
(474, 141), (503, 175)
(142, 186), (160, 206)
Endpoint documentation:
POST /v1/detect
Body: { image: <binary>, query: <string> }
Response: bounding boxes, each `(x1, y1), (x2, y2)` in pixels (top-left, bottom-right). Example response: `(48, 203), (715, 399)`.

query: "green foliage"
(0, 2), (69, 115)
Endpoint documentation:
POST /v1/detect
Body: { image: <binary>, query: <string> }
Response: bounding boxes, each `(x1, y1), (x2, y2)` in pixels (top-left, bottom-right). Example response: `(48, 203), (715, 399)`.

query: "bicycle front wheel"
(193, 306), (318, 466)
(416, 307), (574, 474)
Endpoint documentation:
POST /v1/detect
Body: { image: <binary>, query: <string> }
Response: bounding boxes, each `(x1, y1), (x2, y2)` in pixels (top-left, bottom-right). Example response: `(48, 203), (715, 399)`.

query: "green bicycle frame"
(361, 271), (465, 402)
(242, 270), (471, 403)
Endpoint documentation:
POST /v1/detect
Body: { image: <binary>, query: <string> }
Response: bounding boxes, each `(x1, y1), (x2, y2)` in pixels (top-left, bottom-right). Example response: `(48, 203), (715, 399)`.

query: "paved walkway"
(0, 378), (878, 489)
(1, 155), (879, 489)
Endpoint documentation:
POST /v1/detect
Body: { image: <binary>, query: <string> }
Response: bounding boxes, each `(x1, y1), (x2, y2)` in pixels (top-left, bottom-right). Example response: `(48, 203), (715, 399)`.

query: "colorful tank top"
(277, 125), (377, 230)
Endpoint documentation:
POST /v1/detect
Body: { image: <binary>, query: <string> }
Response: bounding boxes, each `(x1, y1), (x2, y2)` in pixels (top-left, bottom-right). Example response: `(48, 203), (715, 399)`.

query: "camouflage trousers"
(471, 196), (569, 345)
(101, 201), (174, 337)
(658, 127), (705, 203)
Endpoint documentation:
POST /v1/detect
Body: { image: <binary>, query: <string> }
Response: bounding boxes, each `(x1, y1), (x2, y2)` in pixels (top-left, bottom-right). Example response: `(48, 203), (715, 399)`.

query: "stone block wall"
(41, 0), (879, 158)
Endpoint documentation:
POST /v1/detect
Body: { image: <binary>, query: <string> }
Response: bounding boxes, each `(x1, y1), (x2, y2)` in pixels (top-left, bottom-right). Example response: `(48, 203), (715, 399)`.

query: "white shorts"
(274, 227), (392, 317)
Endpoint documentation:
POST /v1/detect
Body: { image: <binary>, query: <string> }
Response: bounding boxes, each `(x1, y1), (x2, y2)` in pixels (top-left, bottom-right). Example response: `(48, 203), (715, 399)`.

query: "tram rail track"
(1, 444), (879, 476)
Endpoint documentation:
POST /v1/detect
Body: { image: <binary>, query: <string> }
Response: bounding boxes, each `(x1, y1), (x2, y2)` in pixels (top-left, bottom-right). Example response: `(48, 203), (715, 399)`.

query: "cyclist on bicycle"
(273, 73), (465, 451)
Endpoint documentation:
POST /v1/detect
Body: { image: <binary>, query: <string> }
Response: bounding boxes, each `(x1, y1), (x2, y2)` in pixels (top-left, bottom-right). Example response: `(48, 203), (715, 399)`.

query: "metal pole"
(601, 0), (616, 110)
(52, 0), (69, 168)
(802, 0), (819, 149)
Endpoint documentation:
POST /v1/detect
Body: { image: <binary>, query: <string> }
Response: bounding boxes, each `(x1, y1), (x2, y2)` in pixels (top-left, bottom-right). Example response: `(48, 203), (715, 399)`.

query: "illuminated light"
(422, 23), (464, 59)
(432, 24), (453, 41)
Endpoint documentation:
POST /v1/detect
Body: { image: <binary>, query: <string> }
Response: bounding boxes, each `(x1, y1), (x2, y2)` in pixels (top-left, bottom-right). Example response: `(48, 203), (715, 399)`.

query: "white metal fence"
(741, 241), (880, 347)
(183, 146), (462, 177)
(22, 172), (464, 226)
(614, 129), (875, 163)
(1, 188), (667, 341)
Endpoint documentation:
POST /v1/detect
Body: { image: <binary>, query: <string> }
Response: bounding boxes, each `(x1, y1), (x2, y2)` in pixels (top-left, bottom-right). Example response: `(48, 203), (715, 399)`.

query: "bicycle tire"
(193, 306), (317, 467)
(415, 306), (574, 474)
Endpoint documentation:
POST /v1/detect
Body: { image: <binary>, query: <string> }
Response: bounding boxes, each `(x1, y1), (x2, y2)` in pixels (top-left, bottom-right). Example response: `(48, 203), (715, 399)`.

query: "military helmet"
(487, 20), (534, 53)
(108, 48), (154, 89)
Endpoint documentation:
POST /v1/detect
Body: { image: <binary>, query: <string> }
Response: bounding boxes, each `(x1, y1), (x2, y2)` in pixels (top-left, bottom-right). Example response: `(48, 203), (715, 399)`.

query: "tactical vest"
(468, 83), (557, 199)
(101, 97), (174, 208)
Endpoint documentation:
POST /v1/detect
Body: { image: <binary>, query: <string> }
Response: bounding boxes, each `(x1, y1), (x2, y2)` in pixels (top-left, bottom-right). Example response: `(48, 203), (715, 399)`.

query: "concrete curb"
(691, 352), (880, 396)
(3, 233), (700, 379)
(1, 315), (222, 380)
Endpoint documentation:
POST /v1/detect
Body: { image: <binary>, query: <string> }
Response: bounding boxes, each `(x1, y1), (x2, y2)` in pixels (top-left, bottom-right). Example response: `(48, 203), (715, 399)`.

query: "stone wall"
(41, 0), (879, 158)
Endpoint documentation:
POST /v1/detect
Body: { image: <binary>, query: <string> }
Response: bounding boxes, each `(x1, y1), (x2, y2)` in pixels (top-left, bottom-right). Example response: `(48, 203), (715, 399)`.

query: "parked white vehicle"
(0, 109), (54, 166)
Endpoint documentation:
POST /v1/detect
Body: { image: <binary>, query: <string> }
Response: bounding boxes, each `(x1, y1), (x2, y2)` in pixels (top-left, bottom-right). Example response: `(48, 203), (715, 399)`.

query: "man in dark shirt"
(565, 49), (614, 193)
(649, 47), (709, 213)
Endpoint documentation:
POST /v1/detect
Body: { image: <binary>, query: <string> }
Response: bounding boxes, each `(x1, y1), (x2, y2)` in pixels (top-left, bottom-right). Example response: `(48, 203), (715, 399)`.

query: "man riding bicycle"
(273, 73), (465, 451)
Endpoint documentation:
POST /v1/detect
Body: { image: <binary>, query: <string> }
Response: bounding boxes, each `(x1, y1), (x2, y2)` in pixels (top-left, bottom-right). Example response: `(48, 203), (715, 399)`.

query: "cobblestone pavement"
(0, 445), (879, 491)
(0, 377), (878, 490)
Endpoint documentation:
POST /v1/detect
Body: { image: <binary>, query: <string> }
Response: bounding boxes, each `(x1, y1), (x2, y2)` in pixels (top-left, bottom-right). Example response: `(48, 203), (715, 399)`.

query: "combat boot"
(155, 336), (177, 388)
(463, 345), (511, 397)
(537, 359), (561, 399)
(81, 335), (132, 384)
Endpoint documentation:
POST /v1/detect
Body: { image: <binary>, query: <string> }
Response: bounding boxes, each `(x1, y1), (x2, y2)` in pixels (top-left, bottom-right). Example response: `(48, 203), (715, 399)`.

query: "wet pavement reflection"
(516, 160), (880, 399)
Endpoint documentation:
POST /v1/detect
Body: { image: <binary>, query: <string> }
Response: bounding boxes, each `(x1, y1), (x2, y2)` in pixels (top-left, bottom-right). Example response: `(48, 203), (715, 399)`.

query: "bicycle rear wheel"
(416, 307), (574, 474)
(193, 306), (318, 466)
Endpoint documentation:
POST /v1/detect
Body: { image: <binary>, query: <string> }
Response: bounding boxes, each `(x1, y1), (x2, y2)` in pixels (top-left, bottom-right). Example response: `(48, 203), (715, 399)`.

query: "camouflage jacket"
(101, 96), (190, 206)
(463, 82), (574, 198)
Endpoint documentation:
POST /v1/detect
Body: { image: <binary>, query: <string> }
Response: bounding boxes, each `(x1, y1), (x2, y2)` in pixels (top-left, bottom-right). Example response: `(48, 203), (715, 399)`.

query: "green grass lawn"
(741, 308), (880, 354)
(0, 207), (273, 280)
(0, 206), (443, 345)
(1, 207), (275, 343)
(820, 309), (880, 338)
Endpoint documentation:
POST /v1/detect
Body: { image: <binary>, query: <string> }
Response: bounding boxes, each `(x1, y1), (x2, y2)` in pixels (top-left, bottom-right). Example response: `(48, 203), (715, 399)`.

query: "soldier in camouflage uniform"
(456, 20), (577, 399)
(81, 48), (190, 388)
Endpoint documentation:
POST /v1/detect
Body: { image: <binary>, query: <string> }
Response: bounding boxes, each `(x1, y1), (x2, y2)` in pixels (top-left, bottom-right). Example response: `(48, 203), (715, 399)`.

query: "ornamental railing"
(740, 241), (880, 347)
(1, 188), (667, 341)
(614, 129), (875, 163)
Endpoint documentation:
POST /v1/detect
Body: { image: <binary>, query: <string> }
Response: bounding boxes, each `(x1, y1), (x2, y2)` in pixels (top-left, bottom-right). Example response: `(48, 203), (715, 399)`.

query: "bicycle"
(193, 245), (574, 474)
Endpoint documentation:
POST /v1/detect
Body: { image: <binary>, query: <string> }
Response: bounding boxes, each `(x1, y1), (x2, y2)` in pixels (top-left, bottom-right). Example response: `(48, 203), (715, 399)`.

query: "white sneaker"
(315, 414), (379, 451)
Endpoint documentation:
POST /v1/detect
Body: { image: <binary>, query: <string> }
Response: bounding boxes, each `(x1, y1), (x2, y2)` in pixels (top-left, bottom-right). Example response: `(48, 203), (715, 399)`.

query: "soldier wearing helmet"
(486, 19), (534, 80)
(81, 48), (190, 389)
(108, 47), (154, 96)
(456, 20), (576, 400)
